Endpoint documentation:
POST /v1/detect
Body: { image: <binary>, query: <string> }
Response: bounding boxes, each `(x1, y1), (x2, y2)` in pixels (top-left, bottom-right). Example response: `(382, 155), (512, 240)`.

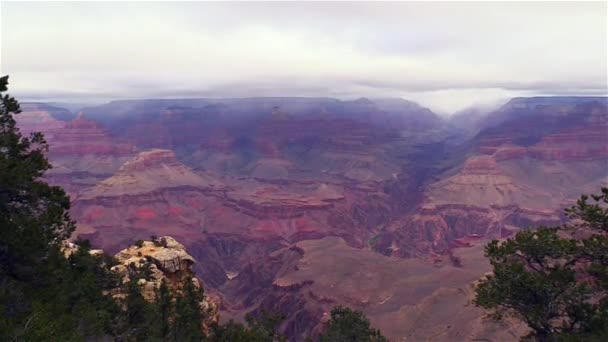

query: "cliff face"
(16, 109), (138, 197)
(14, 108), (66, 137)
(71, 148), (379, 252)
(37, 97), (608, 341)
(50, 114), (136, 156)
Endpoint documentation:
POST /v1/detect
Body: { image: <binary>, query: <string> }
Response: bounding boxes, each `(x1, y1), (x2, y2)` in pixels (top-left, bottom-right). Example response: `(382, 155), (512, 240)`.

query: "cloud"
(1, 1), (606, 114)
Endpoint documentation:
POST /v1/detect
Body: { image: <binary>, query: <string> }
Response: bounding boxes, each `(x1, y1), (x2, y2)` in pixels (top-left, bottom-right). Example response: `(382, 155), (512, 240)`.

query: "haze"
(1, 1), (606, 114)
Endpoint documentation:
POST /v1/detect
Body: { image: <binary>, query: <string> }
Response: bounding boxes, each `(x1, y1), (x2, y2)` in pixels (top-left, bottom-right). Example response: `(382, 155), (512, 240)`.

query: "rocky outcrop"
(112, 236), (220, 329)
(113, 236), (196, 276)
(61, 236), (220, 332)
(61, 240), (104, 257)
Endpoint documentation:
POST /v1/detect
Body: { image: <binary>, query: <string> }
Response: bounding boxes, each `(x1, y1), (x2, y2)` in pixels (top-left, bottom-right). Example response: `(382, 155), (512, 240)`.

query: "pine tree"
(173, 277), (205, 341)
(121, 262), (157, 341)
(319, 306), (387, 342)
(211, 310), (286, 342)
(474, 188), (608, 341)
(0, 75), (118, 341)
(0, 75), (75, 280)
(156, 278), (174, 340)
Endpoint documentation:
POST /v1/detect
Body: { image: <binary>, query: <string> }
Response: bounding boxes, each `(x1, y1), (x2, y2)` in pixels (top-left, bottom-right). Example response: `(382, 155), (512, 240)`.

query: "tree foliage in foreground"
(319, 305), (387, 342)
(0, 76), (76, 280)
(0, 75), (122, 340)
(212, 310), (286, 342)
(474, 188), (608, 341)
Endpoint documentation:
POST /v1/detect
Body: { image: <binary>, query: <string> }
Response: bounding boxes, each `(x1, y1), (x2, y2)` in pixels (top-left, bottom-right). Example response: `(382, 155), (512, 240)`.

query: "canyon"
(17, 96), (607, 341)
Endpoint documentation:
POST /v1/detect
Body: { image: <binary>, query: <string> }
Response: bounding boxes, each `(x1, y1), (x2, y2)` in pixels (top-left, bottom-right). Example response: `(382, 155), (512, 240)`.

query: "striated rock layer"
(79, 149), (222, 199)
(18, 111), (138, 197)
(36, 96), (608, 340)
(50, 114), (136, 156)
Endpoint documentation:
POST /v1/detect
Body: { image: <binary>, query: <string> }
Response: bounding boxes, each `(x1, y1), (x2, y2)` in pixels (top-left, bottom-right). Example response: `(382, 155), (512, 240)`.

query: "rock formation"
(33, 96), (608, 341)
(111, 236), (219, 330)
(49, 113), (135, 156)
(61, 235), (220, 333)
(17, 111), (138, 197)
(79, 149), (222, 199)
(14, 107), (66, 137)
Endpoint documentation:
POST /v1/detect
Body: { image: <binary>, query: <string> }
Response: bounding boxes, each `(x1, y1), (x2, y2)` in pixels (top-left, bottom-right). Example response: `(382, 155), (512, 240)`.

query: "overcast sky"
(1, 1), (606, 114)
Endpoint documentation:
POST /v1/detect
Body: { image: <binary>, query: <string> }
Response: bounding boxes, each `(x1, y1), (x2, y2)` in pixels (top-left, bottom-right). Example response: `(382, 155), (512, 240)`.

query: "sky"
(1, 1), (607, 115)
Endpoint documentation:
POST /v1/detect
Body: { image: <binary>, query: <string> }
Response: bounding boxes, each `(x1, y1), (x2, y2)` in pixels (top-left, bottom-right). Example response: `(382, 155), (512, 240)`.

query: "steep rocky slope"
(376, 98), (607, 257)
(33, 96), (607, 340)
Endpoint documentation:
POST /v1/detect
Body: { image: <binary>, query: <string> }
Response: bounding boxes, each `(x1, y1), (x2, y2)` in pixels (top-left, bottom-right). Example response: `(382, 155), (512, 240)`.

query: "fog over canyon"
(3, 1), (607, 340)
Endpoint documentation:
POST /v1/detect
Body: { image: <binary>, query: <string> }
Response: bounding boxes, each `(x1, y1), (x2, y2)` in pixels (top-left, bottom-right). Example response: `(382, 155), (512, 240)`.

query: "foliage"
(211, 310), (286, 342)
(319, 305), (387, 342)
(173, 276), (206, 341)
(474, 187), (608, 341)
(122, 275), (157, 340)
(156, 279), (173, 340)
(113, 263), (214, 341)
(0, 233), (122, 340)
(0, 75), (123, 340)
(0, 75), (76, 280)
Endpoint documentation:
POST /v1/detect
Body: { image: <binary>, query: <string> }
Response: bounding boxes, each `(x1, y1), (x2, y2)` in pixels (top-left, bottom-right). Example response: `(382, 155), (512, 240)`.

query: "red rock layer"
(15, 110), (65, 137)
(49, 114), (136, 156)
(527, 123), (608, 161)
(461, 155), (502, 175)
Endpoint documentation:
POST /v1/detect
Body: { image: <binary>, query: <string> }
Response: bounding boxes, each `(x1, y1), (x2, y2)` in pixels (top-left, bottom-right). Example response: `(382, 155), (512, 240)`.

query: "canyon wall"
(17, 96), (607, 341)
